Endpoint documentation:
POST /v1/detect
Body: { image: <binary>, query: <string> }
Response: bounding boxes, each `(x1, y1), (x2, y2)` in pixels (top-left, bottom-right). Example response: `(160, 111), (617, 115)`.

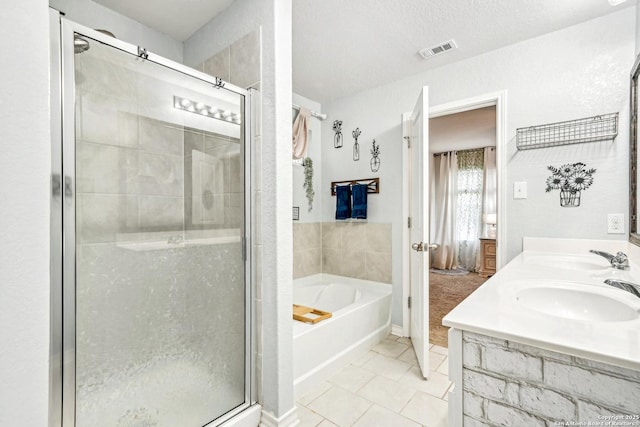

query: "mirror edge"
(630, 52), (640, 246)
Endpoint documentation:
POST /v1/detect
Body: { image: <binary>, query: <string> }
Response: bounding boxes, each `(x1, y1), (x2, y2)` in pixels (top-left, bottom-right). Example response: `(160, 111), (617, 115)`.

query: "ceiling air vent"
(419, 39), (457, 59)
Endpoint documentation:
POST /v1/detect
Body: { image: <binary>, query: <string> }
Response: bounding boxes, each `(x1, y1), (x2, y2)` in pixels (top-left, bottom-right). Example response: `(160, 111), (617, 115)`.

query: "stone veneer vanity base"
(454, 330), (640, 426)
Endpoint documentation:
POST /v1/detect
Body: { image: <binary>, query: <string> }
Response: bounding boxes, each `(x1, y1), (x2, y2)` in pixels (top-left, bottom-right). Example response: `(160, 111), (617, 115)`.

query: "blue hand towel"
(351, 184), (368, 219)
(335, 185), (351, 220)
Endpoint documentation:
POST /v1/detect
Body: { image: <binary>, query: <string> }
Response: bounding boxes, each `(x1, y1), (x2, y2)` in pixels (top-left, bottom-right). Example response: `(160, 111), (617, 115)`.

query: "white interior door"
(409, 86), (431, 379)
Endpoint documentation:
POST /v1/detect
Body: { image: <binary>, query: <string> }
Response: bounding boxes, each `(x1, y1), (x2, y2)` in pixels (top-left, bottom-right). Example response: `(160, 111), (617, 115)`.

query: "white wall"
(184, 1), (261, 67)
(0, 1), (292, 425)
(637, 4), (640, 54)
(321, 99), (404, 324)
(292, 93), (322, 222)
(49, 0), (183, 63)
(185, 0), (295, 422)
(0, 1), (51, 425)
(322, 9), (636, 327)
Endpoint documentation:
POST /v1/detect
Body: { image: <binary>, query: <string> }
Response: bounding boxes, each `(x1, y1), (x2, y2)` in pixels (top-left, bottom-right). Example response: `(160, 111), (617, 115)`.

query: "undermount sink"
(515, 283), (640, 322)
(524, 254), (611, 271)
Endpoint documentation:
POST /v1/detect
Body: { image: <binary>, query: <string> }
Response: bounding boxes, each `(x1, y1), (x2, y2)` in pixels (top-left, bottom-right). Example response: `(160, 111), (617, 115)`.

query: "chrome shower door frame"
(50, 10), (254, 426)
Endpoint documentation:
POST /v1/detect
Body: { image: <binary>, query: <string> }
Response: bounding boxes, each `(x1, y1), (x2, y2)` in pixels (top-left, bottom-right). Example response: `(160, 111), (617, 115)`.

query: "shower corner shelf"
(516, 112), (618, 151)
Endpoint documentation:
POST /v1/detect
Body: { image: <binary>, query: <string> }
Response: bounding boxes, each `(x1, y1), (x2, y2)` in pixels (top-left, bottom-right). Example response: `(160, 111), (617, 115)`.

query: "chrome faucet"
(604, 279), (640, 298)
(589, 250), (630, 271)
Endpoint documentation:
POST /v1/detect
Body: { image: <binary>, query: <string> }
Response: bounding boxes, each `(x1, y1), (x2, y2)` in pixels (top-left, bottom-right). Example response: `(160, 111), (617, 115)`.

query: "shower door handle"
(64, 176), (73, 198)
(52, 174), (62, 197)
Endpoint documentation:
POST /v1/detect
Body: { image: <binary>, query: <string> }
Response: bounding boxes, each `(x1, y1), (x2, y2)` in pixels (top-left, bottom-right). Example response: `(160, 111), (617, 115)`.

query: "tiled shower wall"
(293, 222), (392, 284)
(183, 128), (242, 231)
(78, 117), (241, 239)
(74, 40), (250, 417)
(76, 52), (244, 242)
(194, 30), (261, 90)
(195, 29), (264, 402)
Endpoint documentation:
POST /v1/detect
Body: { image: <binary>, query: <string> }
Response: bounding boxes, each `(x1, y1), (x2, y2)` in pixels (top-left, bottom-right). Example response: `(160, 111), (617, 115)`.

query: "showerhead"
(95, 29), (116, 38)
(74, 35), (90, 54)
(73, 30), (115, 54)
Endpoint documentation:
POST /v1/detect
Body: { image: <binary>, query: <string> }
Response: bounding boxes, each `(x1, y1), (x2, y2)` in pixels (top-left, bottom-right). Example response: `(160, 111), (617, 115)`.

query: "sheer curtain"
(481, 147), (497, 236)
(456, 149), (484, 271)
(431, 152), (458, 270)
(476, 147), (497, 270)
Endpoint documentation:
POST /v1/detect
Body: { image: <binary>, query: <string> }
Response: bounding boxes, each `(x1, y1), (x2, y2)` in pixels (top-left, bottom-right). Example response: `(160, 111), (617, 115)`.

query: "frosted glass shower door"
(67, 27), (250, 427)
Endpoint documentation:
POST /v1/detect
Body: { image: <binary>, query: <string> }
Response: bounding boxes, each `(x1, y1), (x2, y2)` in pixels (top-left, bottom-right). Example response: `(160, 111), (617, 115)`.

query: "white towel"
(292, 107), (311, 159)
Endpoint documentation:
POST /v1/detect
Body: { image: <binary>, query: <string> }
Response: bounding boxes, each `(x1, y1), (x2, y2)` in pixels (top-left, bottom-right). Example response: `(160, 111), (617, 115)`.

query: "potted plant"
(303, 157), (315, 211)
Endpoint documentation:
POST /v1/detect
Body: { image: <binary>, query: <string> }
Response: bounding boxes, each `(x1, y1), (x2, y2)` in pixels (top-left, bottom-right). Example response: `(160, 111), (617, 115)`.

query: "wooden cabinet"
(479, 238), (496, 277)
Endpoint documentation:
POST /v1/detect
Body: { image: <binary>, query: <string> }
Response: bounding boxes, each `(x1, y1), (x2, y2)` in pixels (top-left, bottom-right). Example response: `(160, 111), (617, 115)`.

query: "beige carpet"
(429, 272), (487, 348)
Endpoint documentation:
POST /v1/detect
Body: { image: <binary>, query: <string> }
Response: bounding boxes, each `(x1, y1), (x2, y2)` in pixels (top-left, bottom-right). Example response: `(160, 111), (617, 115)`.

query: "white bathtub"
(293, 274), (392, 397)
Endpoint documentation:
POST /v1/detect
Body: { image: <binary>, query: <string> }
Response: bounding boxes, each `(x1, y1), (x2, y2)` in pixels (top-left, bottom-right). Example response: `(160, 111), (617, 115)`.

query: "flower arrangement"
(370, 139), (380, 172)
(303, 157), (315, 211)
(352, 128), (361, 161)
(545, 162), (596, 207)
(370, 140), (380, 157)
(332, 120), (343, 148)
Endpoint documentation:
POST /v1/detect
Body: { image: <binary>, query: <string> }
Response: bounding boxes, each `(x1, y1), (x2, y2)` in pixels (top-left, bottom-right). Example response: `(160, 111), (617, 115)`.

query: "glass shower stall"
(50, 11), (254, 427)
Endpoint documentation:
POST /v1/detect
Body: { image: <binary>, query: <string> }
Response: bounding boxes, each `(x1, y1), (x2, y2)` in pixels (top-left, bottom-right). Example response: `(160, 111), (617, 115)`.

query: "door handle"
(412, 242), (438, 252)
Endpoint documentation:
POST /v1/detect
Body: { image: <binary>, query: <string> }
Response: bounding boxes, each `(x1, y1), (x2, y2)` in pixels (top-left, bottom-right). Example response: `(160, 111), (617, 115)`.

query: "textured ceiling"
(292, 0), (636, 103)
(92, 0), (235, 41)
(92, 0), (636, 103)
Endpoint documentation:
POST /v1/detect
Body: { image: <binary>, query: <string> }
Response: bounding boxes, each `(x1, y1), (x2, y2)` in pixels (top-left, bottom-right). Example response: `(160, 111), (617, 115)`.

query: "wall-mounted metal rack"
(330, 178), (379, 196)
(516, 112), (618, 151)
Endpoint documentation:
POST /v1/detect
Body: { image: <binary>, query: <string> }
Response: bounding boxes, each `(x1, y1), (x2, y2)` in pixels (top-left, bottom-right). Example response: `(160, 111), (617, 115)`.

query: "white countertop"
(442, 241), (640, 371)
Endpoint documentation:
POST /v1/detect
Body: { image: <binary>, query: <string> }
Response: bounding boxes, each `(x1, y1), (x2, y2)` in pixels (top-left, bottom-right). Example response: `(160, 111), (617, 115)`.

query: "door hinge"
(137, 46), (149, 60)
(408, 296), (412, 309)
(408, 217), (412, 228)
(404, 136), (411, 148)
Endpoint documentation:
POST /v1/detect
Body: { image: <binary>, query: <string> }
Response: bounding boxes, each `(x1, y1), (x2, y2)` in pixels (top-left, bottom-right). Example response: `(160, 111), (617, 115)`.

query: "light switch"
(514, 181), (527, 199)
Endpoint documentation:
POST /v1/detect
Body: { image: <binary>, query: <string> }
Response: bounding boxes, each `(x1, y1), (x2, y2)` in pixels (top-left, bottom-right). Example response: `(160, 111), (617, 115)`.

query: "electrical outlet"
(607, 213), (624, 234)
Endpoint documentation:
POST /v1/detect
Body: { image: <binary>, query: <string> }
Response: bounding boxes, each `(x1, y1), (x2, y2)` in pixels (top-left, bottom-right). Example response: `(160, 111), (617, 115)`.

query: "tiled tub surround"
(293, 223), (322, 279)
(292, 222), (393, 283)
(293, 274), (392, 397)
(443, 238), (640, 426)
(457, 331), (640, 426)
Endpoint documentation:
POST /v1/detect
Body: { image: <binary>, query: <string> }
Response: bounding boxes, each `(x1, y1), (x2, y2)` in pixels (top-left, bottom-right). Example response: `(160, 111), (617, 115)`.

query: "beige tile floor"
(296, 335), (451, 427)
